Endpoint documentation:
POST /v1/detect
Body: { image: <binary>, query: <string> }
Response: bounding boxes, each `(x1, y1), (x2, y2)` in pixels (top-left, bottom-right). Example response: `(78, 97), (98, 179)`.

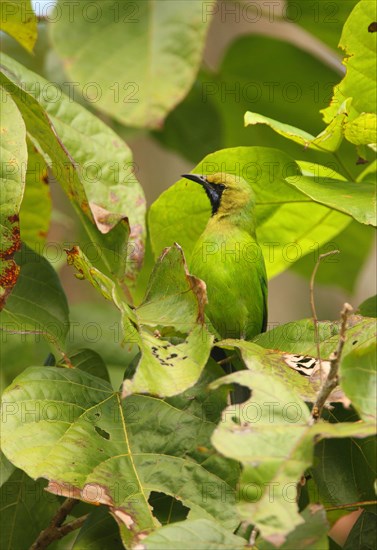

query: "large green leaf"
(311, 435), (376, 511)
(0, 246), (69, 349)
(322, 0), (377, 123)
(140, 518), (247, 549)
(50, 0), (213, 129)
(0, 85), (26, 309)
(1, 54), (146, 284)
(19, 138), (51, 249)
(0, 0), (37, 52)
(210, 369), (375, 544)
(1, 367), (239, 547)
(285, 175), (376, 226)
(148, 147), (350, 278)
(0, 469), (60, 550)
(67, 244), (213, 397)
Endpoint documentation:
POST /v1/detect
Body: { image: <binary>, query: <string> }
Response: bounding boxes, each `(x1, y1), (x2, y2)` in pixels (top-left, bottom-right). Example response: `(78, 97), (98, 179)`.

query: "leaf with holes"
(1, 367), (239, 547)
(67, 244), (213, 397)
(210, 370), (376, 544)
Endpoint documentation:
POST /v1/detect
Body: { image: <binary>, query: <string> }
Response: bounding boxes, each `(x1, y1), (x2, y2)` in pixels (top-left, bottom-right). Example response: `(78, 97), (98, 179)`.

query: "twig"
(29, 498), (88, 550)
(249, 526), (259, 546)
(311, 302), (353, 422)
(325, 500), (377, 512)
(217, 354), (237, 366)
(309, 250), (340, 383)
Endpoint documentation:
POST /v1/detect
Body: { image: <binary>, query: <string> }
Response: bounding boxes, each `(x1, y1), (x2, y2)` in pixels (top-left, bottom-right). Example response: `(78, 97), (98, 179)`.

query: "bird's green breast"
(190, 220), (267, 340)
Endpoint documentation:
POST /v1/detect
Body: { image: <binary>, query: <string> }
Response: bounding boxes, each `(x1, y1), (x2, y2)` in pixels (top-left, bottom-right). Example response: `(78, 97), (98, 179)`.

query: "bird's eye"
(218, 184), (226, 190)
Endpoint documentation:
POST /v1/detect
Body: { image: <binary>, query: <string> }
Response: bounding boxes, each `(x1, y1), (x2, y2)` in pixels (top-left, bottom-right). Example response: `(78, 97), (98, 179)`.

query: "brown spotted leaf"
(0, 86), (26, 309)
(1, 54), (146, 285)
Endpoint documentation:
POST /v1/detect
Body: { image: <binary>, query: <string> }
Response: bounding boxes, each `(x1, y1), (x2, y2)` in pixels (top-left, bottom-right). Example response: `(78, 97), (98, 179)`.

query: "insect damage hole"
(95, 426), (110, 440)
(148, 491), (190, 524)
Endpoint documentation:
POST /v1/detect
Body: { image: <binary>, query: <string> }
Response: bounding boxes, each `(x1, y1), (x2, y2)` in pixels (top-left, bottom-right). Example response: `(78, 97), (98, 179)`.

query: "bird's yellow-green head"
(182, 172), (255, 217)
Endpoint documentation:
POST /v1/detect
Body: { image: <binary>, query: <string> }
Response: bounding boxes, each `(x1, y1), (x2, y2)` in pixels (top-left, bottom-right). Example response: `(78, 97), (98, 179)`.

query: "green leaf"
(285, 175), (376, 226)
(0, 245), (69, 348)
(257, 505), (329, 549)
(1, 54), (146, 284)
(1, 367), (239, 547)
(140, 518), (247, 549)
(311, 435), (376, 510)
(73, 506), (124, 550)
(245, 100), (349, 153)
(0, 469), (60, 550)
(322, 0), (377, 123)
(0, 450), (15, 486)
(0, 0), (37, 52)
(68, 349), (111, 383)
(210, 370), (375, 544)
(19, 138), (51, 249)
(149, 147), (351, 278)
(50, 0), (213, 129)
(340, 342), (377, 422)
(0, 85), (26, 309)
(358, 295), (377, 318)
(292, 220), (375, 293)
(344, 511), (377, 549)
(344, 112), (377, 146)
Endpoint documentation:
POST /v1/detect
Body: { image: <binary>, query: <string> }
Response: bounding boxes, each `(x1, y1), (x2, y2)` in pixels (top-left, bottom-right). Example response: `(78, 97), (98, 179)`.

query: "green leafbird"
(182, 173), (267, 341)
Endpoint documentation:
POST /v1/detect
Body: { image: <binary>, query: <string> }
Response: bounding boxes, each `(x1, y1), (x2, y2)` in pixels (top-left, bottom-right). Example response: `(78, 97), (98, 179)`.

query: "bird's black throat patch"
(204, 183), (225, 215)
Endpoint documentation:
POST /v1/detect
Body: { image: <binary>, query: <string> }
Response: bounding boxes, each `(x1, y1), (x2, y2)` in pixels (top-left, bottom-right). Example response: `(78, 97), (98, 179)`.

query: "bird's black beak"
(181, 174), (224, 216)
(181, 174), (207, 186)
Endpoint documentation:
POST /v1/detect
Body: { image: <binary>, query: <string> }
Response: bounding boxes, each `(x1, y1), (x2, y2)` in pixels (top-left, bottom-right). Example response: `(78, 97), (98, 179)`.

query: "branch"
(325, 500), (377, 512)
(311, 302), (353, 422)
(29, 498), (88, 550)
(309, 250), (340, 383)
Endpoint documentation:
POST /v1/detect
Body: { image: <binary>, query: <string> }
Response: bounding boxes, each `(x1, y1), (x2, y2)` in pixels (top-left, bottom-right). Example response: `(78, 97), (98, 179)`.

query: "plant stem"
(309, 250), (340, 383)
(311, 302), (353, 422)
(29, 498), (88, 550)
(325, 500), (377, 512)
